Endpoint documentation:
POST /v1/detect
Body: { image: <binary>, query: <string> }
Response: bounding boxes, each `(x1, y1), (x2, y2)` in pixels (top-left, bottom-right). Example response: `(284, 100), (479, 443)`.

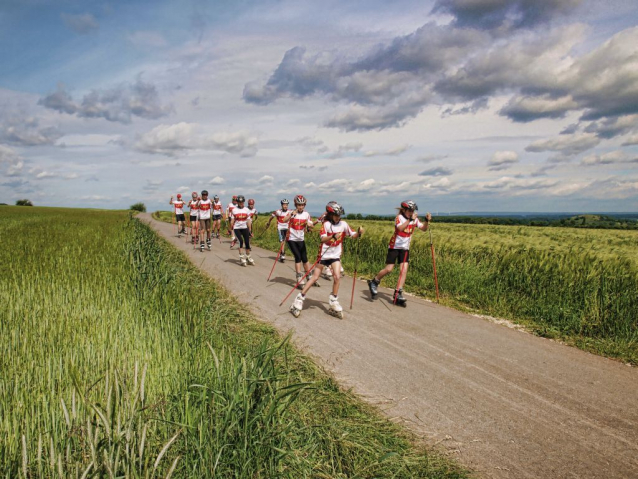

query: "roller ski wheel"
(328, 294), (343, 319)
(290, 293), (304, 317)
(200, 242), (205, 252)
(247, 256), (255, 266)
(296, 273), (306, 289)
(393, 289), (407, 307)
(279, 254), (286, 263)
(367, 279), (379, 299)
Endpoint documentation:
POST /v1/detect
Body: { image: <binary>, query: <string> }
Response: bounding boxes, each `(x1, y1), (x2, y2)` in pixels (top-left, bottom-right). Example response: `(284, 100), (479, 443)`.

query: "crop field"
(230, 214), (638, 364)
(0, 206), (466, 478)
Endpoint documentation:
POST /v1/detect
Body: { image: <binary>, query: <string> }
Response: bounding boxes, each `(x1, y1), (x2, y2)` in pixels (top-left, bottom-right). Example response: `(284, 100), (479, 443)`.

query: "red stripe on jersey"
(290, 218), (307, 230)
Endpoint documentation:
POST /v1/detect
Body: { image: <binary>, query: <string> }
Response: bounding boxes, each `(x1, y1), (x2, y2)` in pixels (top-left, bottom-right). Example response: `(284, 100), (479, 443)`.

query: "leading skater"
(367, 200), (431, 306)
(290, 201), (364, 319)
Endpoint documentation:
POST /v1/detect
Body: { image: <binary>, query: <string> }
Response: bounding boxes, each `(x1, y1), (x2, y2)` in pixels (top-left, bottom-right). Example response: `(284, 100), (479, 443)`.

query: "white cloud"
(364, 144), (410, 157)
(622, 134), (638, 146)
(210, 176), (225, 184)
(581, 150), (638, 166)
(61, 13), (99, 35)
(525, 133), (600, 156)
(258, 175), (274, 184)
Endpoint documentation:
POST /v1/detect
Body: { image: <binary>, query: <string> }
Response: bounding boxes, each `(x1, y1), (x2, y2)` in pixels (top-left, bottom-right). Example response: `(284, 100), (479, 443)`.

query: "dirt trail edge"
(141, 214), (638, 479)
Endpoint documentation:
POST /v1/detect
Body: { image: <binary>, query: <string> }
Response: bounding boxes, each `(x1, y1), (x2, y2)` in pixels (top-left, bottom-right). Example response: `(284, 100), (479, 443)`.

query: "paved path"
(142, 214), (638, 478)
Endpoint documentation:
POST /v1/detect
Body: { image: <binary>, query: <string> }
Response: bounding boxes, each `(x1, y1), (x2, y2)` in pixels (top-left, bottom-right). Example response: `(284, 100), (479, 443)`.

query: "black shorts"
(199, 218), (211, 229)
(234, 228), (251, 249)
(386, 249), (409, 264)
(287, 240), (308, 264)
(176, 214), (185, 221)
(320, 258), (341, 267)
(213, 214), (222, 221)
(190, 215), (198, 223)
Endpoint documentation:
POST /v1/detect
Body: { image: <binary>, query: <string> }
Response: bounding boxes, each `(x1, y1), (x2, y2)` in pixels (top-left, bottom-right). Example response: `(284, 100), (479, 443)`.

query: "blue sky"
(1, 0), (637, 214)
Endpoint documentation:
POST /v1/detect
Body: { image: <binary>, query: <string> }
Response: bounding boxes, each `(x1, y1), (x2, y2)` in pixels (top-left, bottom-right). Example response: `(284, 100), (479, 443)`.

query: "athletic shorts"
(278, 228), (288, 242)
(320, 258), (341, 267)
(287, 240), (307, 264)
(386, 248), (410, 264)
(234, 228), (251, 249)
(213, 214), (222, 221)
(199, 218), (211, 229)
(190, 215), (198, 222)
(176, 214), (185, 221)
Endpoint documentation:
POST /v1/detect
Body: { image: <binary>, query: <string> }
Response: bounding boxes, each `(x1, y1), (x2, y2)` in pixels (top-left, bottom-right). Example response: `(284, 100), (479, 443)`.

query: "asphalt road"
(142, 214), (638, 478)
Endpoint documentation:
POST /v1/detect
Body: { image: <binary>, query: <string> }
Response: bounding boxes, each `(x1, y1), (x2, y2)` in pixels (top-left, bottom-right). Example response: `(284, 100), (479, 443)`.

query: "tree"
(16, 199), (33, 206)
(130, 202), (146, 212)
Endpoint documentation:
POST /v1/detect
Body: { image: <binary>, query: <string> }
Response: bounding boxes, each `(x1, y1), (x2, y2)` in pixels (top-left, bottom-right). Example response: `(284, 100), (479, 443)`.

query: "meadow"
(0, 206), (466, 478)
(231, 214), (638, 364)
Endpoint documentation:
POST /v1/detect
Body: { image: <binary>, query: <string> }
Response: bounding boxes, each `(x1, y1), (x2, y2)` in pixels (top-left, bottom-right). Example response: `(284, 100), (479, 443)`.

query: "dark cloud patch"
(416, 154), (449, 163)
(525, 133), (600, 156)
(419, 166), (453, 176)
(40, 79), (172, 124)
(431, 0), (583, 30)
(583, 114), (638, 139)
(0, 116), (62, 146)
(500, 94), (577, 122)
(61, 13), (99, 35)
(442, 97), (489, 117)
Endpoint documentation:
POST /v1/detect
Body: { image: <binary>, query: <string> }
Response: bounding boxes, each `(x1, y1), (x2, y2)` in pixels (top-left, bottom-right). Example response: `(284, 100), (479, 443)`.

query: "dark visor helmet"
(201, 190), (209, 196)
(236, 195), (245, 203)
(325, 201), (345, 216)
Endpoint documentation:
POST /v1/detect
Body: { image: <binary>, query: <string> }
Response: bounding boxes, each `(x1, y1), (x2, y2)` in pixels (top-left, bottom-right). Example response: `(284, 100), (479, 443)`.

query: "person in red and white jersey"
(266, 199), (291, 262)
(197, 190), (213, 251)
(187, 192), (199, 244)
(247, 199), (258, 235)
(367, 200), (431, 306)
(212, 195), (223, 239)
(229, 195), (254, 266)
(283, 195), (316, 287)
(226, 195), (238, 247)
(290, 201), (364, 319)
(169, 194), (186, 235)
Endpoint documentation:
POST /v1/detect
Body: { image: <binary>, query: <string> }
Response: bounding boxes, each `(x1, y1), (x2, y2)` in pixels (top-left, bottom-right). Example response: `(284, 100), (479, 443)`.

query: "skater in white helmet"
(169, 194), (186, 236)
(187, 191), (199, 244)
(197, 190), (213, 251)
(266, 199), (291, 263)
(212, 195), (223, 239)
(367, 200), (431, 306)
(247, 199), (258, 236)
(226, 196), (238, 247)
(283, 195), (319, 288)
(229, 195), (254, 266)
(290, 201), (364, 319)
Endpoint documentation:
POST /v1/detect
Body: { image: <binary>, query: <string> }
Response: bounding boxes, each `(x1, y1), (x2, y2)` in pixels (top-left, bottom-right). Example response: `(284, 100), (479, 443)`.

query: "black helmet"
(236, 195), (245, 203)
(326, 201), (344, 216)
(294, 195), (306, 205)
(400, 200), (418, 211)
(201, 190), (209, 196)
(281, 198), (289, 205)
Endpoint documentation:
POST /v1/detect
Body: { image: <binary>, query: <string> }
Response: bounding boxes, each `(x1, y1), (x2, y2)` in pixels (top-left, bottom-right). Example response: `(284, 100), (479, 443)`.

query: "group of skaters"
(170, 193), (432, 319)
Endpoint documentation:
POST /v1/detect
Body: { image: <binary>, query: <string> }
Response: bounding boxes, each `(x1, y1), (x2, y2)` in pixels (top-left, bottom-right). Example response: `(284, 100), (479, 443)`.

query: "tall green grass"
(0, 206), (466, 478)
(244, 216), (638, 364)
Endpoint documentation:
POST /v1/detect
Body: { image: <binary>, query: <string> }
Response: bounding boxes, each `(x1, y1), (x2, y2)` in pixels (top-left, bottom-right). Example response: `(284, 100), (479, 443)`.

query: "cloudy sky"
(1, 0), (637, 214)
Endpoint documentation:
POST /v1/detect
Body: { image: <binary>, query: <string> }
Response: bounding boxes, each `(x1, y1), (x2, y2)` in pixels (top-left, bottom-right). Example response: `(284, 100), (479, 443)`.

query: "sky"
(1, 0), (637, 214)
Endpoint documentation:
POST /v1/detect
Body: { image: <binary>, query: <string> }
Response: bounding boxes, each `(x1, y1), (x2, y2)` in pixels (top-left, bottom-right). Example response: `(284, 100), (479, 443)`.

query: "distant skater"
(197, 190), (213, 251)
(248, 199), (258, 236)
(230, 195), (254, 266)
(367, 200), (431, 306)
(212, 195), (223, 239)
(284, 195), (318, 288)
(266, 199), (291, 262)
(227, 195), (238, 247)
(290, 201), (363, 319)
(169, 194), (186, 236)
(187, 191), (199, 244)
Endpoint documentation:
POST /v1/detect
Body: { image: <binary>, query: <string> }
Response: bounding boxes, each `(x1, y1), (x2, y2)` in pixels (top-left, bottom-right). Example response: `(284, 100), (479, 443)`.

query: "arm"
(418, 212), (432, 231)
(351, 226), (365, 239)
(169, 197), (174, 205)
(396, 215), (413, 232)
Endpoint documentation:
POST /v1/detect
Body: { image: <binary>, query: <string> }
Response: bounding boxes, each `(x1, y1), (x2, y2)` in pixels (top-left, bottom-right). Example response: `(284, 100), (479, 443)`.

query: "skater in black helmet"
(266, 199), (291, 262)
(197, 190), (213, 251)
(290, 201), (364, 319)
(367, 200), (431, 306)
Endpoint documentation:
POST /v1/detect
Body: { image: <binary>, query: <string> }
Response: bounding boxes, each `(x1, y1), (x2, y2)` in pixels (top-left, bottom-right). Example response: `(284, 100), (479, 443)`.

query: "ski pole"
(278, 255), (322, 307)
(429, 228), (439, 303)
(349, 236), (360, 310)
(267, 239), (286, 282)
(394, 249), (409, 305)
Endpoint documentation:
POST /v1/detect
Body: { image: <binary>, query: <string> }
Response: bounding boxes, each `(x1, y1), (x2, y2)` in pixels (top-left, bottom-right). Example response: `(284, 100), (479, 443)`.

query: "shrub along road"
(142, 213), (638, 479)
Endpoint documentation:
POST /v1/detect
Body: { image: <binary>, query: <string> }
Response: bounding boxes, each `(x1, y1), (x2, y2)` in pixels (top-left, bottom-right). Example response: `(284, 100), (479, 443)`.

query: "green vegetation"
(429, 214), (638, 230)
(0, 206), (466, 478)
(130, 202), (146, 212)
(244, 215), (638, 364)
(15, 199), (33, 206)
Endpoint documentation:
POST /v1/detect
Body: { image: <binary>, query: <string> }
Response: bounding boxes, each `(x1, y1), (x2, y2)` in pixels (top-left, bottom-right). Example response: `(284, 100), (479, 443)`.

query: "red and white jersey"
(227, 202), (236, 218)
(249, 208), (258, 219)
(320, 220), (354, 260)
(198, 199), (213, 220)
(232, 207), (251, 229)
(212, 201), (223, 215)
(171, 200), (184, 215)
(288, 211), (313, 242)
(388, 214), (424, 250)
(188, 199), (199, 217)
(272, 209), (290, 230)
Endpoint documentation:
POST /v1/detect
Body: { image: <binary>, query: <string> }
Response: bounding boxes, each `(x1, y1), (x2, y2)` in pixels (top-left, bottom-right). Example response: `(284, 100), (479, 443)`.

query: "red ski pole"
(278, 255), (322, 307)
(429, 228), (439, 303)
(349, 236), (360, 310)
(267, 237), (286, 282)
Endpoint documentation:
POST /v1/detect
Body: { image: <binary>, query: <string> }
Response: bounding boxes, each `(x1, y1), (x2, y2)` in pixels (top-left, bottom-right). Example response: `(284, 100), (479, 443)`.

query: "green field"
(235, 214), (638, 364)
(0, 206), (466, 478)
